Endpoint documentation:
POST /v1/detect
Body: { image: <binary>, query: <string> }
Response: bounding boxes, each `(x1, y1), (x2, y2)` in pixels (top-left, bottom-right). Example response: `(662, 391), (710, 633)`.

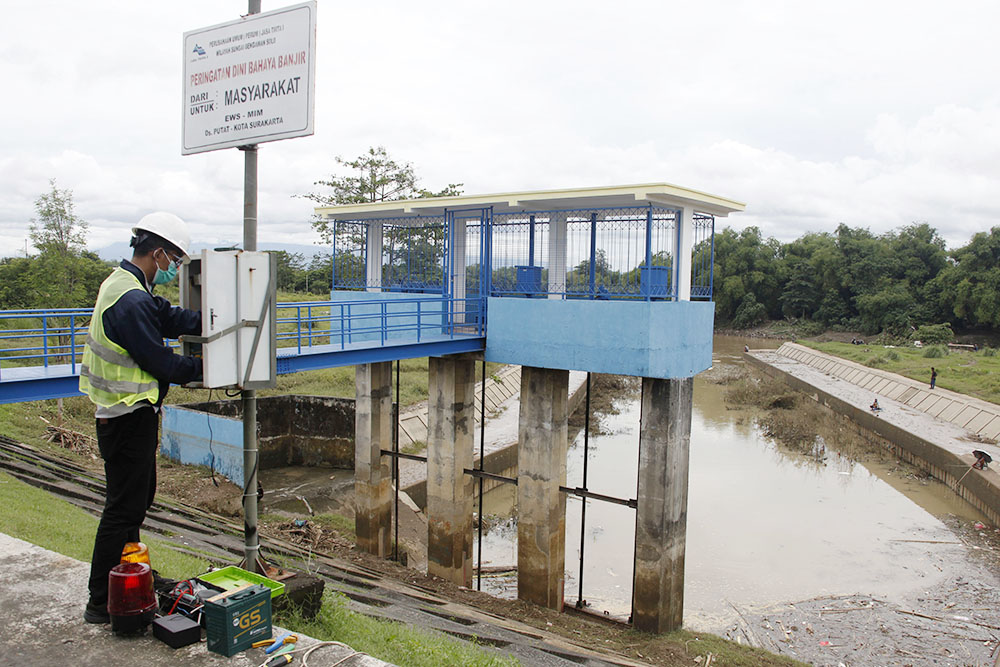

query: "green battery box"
(204, 584), (272, 657)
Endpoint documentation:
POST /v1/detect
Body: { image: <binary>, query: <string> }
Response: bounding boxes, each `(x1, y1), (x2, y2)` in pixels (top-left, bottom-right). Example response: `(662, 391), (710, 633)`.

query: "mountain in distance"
(95, 240), (329, 261)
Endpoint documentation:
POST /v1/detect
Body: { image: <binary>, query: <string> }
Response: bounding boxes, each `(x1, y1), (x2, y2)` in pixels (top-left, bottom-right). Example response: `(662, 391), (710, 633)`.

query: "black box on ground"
(152, 613), (201, 649)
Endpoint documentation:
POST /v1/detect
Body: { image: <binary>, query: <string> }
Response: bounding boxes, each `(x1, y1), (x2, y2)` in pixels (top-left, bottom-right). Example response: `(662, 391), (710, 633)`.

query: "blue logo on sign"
(193, 44), (206, 56)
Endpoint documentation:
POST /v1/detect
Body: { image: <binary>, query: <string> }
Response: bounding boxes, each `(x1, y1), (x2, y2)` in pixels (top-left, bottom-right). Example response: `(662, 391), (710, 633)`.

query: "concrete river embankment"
(748, 343), (1000, 525)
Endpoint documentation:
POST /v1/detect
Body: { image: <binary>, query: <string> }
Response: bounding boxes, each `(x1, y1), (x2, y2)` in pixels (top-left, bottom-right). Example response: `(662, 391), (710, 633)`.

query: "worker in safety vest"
(80, 212), (202, 625)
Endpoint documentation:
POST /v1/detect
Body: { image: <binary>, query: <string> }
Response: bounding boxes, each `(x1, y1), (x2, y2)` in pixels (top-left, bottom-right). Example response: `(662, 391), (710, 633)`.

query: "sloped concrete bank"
(402, 370), (589, 509)
(747, 345), (1000, 526)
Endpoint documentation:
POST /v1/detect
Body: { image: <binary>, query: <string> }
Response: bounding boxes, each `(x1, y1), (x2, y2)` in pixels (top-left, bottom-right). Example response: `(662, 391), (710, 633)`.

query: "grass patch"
(0, 471), (210, 579)
(311, 512), (355, 537)
(401, 439), (426, 456)
(800, 341), (1000, 405)
(724, 375), (800, 410)
(275, 591), (520, 667)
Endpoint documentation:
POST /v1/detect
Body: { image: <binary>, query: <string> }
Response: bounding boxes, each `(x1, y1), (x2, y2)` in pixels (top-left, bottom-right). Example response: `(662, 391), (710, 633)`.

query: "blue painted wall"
(484, 298), (714, 379)
(161, 406), (245, 487)
(327, 290), (449, 344)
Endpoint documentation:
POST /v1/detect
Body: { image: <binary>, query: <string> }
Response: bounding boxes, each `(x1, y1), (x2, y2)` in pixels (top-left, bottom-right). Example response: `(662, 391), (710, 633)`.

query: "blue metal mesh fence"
(382, 219), (445, 292)
(332, 206), (712, 301)
(691, 213), (715, 299)
(331, 220), (367, 289)
(491, 206), (677, 299)
(331, 217), (446, 291)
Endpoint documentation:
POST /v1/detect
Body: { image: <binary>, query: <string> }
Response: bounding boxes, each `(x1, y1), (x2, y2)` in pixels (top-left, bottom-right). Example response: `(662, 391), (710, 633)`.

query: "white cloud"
(1, 1), (999, 257)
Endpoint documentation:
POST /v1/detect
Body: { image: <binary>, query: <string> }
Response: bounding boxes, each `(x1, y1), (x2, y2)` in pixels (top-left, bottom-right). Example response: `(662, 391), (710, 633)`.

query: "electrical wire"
(166, 580), (194, 615)
(255, 641), (366, 667)
(206, 389), (219, 487)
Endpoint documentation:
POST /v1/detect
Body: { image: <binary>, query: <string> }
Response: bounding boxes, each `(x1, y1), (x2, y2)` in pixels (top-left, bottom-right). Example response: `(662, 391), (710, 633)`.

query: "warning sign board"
(182, 1), (316, 155)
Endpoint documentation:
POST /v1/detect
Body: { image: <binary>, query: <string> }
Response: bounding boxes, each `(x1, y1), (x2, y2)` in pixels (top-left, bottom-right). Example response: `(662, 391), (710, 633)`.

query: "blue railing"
(275, 296), (483, 355)
(0, 297), (485, 375)
(0, 308), (94, 373)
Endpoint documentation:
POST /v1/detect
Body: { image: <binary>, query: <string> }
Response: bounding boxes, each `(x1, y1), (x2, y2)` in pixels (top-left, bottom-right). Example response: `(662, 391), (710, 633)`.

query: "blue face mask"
(152, 250), (179, 285)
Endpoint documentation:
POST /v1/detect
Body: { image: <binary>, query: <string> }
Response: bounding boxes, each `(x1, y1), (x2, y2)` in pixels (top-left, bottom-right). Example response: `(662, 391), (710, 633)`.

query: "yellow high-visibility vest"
(79, 267), (159, 407)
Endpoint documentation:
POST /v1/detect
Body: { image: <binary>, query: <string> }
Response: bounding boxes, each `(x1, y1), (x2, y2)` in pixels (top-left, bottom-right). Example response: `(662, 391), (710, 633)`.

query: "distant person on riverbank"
(870, 398), (880, 412)
(930, 367), (937, 389)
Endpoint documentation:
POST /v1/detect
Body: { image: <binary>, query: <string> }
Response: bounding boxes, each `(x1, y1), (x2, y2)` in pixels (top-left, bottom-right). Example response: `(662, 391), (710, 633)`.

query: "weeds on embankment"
(724, 371), (890, 463)
(801, 341), (1000, 405)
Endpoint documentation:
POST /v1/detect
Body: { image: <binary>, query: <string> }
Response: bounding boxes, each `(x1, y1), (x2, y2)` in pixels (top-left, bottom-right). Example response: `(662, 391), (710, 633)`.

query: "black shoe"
(84, 601), (110, 624)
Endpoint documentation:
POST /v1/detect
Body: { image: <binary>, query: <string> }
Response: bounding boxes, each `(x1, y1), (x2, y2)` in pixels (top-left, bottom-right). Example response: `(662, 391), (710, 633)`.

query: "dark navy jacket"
(102, 260), (202, 405)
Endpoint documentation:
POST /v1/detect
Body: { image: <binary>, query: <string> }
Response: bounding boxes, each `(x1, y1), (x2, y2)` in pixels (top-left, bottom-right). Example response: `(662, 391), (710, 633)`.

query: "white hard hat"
(132, 212), (191, 256)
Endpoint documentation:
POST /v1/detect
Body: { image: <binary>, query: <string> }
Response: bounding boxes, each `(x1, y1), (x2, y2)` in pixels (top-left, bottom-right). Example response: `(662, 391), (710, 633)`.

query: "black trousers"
(87, 406), (158, 607)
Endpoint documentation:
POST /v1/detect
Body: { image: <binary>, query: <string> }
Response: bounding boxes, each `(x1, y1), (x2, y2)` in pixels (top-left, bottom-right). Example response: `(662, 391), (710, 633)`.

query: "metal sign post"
(182, 0), (316, 573)
(241, 138), (259, 573)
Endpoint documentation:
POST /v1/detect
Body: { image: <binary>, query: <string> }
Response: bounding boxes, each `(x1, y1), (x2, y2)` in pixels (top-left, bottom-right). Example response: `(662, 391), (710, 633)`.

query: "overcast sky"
(2, 0), (998, 257)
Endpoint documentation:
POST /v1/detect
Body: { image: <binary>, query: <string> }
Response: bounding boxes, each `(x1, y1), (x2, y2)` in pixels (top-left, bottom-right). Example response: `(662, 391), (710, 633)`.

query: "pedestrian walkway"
(775, 342), (1000, 440)
(0, 532), (388, 667)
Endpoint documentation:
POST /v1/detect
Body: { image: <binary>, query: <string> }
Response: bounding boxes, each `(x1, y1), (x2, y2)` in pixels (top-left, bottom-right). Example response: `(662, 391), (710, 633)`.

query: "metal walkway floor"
(0, 333), (484, 404)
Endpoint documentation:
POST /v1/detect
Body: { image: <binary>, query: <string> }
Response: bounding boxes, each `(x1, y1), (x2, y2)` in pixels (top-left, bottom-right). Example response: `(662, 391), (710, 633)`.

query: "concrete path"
(0, 532), (389, 667)
(754, 344), (1000, 464)
(775, 342), (1000, 442)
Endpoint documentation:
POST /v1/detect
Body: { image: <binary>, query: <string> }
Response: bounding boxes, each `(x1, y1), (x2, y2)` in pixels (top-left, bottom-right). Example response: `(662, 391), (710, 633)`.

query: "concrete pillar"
(517, 366), (569, 609)
(366, 220), (383, 291)
(675, 207), (694, 301)
(354, 362), (392, 556)
(632, 376), (694, 633)
(426, 355), (476, 586)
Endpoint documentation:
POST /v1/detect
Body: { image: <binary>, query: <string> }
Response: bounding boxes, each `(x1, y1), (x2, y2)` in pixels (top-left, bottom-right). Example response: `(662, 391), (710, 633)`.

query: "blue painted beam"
(0, 375), (83, 404)
(277, 336), (484, 374)
(0, 336), (486, 404)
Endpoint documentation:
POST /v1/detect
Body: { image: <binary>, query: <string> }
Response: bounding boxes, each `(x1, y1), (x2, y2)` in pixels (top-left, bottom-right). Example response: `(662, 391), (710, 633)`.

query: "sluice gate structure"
(0, 183), (745, 632)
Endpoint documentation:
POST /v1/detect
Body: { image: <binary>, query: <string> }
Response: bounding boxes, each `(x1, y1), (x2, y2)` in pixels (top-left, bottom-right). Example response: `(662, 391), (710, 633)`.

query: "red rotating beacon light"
(107, 562), (157, 635)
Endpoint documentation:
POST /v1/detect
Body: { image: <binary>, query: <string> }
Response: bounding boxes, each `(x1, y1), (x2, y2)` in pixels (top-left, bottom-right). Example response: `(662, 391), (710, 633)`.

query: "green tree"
(15, 181), (111, 310)
(932, 227), (1000, 329)
(304, 146), (463, 245)
(731, 292), (767, 329)
(304, 252), (333, 295)
(29, 179), (89, 256)
(272, 250), (305, 291)
(712, 227), (781, 323)
(778, 256), (817, 319)
(1, 181), (112, 362)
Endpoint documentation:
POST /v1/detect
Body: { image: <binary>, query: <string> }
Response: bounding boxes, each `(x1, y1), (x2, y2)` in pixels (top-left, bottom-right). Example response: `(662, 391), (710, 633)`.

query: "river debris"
(39, 417), (97, 458)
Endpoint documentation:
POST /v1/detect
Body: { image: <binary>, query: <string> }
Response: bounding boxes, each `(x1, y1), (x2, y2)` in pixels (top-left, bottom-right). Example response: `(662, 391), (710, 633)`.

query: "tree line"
(5, 160), (998, 342)
(712, 222), (1000, 334)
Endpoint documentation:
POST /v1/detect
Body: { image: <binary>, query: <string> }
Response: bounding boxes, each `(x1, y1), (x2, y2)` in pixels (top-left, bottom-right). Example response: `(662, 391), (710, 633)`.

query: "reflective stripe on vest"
(78, 267), (160, 408)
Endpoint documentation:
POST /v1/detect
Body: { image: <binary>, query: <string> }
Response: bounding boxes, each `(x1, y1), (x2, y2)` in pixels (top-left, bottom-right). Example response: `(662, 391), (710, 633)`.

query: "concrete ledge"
(161, 395), (356, 487)
(747, 352), (1000, 526)
(775, 342), (1000, 440)
(0, 532), (385, 666)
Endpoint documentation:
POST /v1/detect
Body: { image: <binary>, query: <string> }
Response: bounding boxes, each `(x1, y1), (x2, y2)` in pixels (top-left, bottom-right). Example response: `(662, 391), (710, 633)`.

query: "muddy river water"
(475, 336), (991, 632)
(259, 335), (998, 661)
